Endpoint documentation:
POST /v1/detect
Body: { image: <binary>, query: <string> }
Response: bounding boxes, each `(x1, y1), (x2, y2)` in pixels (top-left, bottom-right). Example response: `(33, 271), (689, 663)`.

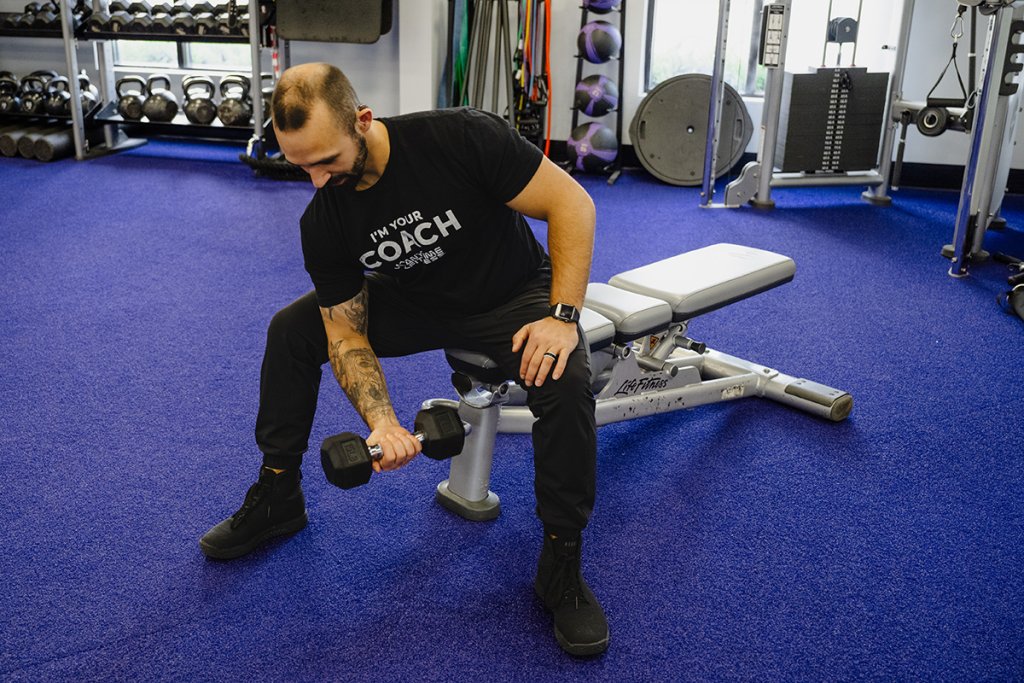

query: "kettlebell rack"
(0, 0), (273, 161)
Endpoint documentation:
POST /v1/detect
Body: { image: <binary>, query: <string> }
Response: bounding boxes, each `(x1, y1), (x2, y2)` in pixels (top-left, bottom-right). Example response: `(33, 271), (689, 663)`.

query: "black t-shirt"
(300, 107), (548, 314)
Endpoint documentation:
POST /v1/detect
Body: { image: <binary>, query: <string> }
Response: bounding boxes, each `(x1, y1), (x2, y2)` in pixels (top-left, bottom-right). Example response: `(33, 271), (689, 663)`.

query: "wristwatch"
(549, 302), (580, 324)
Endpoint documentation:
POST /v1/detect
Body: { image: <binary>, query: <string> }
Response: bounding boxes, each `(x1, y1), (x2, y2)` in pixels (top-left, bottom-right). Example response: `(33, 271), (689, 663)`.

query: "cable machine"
(702, 0), (902, 209)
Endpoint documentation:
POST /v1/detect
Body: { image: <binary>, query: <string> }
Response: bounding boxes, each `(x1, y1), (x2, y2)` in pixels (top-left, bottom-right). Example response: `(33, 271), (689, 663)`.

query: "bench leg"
(423, 398), (501, 521)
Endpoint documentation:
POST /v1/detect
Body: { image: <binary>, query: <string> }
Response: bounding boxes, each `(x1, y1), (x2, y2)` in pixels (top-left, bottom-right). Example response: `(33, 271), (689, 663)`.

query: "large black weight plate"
(276, 0), (384, 43)
(630, 74), (753, 187)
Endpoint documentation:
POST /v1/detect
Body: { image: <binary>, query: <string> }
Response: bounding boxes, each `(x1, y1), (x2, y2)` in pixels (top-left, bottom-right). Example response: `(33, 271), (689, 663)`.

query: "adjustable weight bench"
(422, 243), (853, 521)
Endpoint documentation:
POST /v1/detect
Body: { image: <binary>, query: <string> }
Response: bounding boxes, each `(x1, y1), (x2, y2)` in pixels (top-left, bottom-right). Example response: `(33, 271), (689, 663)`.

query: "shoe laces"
(229, 472), (274, 529)
(549, 540), (590, 609)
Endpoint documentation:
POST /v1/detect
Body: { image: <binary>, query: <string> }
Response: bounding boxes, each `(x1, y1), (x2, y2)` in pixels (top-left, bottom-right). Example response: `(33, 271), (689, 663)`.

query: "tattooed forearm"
(328, 343), (396, 428)
(323, 284), (368, 336)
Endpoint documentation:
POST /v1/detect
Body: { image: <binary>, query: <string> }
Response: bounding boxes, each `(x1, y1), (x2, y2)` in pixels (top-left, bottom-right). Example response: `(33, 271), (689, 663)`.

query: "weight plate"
(630, 74), (753, 187)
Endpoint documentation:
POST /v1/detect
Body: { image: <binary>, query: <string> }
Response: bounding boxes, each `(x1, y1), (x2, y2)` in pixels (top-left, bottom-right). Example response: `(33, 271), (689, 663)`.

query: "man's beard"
(326, 134), (369, 189)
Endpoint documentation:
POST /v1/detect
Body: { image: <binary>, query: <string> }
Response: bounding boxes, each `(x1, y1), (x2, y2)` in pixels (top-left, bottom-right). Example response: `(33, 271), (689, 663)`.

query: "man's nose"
(309, 167), (330, 189)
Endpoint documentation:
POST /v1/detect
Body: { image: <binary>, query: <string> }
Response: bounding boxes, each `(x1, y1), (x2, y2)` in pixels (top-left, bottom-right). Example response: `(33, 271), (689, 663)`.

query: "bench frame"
(423, 245), (853, 521)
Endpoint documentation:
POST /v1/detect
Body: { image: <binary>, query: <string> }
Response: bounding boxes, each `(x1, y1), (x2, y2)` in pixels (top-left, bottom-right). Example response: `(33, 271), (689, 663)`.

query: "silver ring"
(543, 352), (558, 360)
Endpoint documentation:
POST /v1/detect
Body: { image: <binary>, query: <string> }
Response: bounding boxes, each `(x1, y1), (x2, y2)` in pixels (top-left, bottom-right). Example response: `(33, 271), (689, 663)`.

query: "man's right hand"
(366, 423), (423, 472)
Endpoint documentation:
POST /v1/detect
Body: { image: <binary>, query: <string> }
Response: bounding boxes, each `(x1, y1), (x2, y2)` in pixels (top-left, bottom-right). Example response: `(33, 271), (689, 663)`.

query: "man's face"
(275, 103), (368, 190)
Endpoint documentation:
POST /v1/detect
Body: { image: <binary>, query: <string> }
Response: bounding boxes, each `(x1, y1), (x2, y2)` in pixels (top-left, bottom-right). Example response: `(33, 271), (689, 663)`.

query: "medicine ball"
(567, 122), (618, 172)
(574, 75), (619, 117)
(577, 21), (621, 64)
(583, 0), (620, 13)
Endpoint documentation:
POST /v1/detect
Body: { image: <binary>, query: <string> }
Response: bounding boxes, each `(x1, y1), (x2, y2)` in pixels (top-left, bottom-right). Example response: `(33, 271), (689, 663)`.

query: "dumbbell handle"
(366, 421), (472, 460)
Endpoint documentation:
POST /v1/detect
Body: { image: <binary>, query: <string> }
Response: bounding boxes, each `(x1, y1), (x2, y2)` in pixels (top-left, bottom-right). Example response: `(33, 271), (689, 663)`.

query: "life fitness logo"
(614, 377), (670, 396)
(360, 209), (462, 272)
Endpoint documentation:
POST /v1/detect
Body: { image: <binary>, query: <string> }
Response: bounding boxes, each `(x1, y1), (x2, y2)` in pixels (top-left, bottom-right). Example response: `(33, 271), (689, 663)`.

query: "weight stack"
(775, 67), (889, 174)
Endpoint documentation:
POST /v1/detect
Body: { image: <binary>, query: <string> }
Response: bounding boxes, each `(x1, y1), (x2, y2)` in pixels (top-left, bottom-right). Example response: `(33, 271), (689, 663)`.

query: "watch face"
(551, 303), (579, 322)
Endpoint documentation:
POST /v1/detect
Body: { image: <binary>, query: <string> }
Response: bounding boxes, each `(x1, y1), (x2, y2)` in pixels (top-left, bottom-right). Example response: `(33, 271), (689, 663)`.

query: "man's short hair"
(272, 64), (360, 134)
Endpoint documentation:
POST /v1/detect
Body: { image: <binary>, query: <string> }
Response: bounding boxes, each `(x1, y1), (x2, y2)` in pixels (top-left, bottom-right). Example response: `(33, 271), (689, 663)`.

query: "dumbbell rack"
(1, 0), (270, 160)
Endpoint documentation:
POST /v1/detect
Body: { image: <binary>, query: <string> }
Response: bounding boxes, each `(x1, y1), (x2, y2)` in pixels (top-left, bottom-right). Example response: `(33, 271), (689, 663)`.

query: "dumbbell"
(193, 10), (217, 34)
(127, 11), (152, 31)
(85, 8), (109, 31)
(151, 10), (174, 31)
(171, 9), (194, 33)
(320, 405), (470, 490)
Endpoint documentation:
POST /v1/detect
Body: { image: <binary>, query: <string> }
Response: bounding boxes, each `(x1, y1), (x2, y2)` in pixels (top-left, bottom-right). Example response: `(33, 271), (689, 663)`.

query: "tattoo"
(328, 344), (394, 427)
(324, 283), (368, 336)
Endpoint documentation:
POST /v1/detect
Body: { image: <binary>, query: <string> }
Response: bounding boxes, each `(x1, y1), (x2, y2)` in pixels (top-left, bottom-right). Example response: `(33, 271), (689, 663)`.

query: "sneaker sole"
(554, 627), (609, 657)
(536, 584), (610, 657)
(199, 512), (309, 560)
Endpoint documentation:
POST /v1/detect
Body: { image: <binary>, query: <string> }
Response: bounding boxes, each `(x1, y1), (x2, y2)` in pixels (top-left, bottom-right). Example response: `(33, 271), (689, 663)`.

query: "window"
(113, 41), (250, 72)
(645, 0), (766, 96)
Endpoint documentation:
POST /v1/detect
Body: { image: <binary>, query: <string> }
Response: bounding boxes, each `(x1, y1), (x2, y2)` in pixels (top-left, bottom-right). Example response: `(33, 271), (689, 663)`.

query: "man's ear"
(355, 106), (373, 133)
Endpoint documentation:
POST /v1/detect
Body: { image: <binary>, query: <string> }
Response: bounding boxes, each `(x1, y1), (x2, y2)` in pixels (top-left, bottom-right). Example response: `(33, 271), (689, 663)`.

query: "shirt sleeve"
(300, 195), (365, 309)
(457, 108), (545, 203)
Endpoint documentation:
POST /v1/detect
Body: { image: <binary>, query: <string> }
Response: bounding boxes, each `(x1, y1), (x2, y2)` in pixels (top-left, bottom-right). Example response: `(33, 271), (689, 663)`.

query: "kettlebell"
(216, 73), (251, 127)
(0, 75), (21, 114)
(78, 72), (99, 113)
(44, 75), (73, 116)
(19, 75), (49, 114)
(142, 73), (179, 122)
(182, 75), (216, 124)
(116, 75), (147, 120)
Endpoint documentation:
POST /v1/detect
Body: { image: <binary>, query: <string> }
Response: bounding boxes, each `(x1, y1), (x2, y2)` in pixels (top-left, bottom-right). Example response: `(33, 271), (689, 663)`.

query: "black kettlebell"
(78, 72), (99, 113)
(116, 75), (146, 120)
(44, 75), (73, 116)
(0, 75), (21, 114)
(142, 73), (179, 122)
(19, 75), (49, 114)
(182, 75), (217, 124)
(216, 73), (251, 127)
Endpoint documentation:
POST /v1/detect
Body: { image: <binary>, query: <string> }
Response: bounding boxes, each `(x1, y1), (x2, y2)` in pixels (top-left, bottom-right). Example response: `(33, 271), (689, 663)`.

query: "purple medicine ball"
(583, 0), (621, 13)
(577, 21), (622, 64)
(574, 75), (619, 117)
(567, 122), (618, 173)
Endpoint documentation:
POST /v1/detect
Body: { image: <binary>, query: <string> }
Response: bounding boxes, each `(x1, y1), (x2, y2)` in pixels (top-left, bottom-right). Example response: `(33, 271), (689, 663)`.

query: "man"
(198, 62), (607, 656)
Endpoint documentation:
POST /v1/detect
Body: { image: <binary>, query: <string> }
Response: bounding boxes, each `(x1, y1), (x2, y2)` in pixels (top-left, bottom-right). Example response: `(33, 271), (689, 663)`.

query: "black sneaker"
(199, 466), (308, 560)
(534, 532), (610, 656)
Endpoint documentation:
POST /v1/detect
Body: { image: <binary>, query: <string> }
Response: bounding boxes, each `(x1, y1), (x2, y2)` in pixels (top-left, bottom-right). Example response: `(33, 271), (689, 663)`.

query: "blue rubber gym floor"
(0, 146), (1021, 681)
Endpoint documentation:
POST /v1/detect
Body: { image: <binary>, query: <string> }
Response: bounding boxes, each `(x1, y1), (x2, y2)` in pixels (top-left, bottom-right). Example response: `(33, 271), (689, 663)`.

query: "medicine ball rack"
(566, 0), (626, 184)
(0, 0), (274, 162)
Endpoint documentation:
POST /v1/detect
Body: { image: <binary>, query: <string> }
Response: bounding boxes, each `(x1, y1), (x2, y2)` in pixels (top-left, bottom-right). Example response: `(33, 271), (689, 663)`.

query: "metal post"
(58, 0), (86, 159)
(248, 0), (264, 158)
(863, 0), (915, 206)
(701, 0), (731, 207)
(753, 0), (792, 209)
(850, 0), (864, 66)
(949, 9), (1006, 277)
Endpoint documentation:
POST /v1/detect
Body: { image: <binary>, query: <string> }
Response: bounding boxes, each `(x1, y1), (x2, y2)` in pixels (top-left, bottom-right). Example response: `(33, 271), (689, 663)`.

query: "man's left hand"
(511, 317), (579, 387)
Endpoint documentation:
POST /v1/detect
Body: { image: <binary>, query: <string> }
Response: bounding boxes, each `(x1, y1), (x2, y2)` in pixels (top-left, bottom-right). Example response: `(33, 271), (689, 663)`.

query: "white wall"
(1, 0), (1018, 169)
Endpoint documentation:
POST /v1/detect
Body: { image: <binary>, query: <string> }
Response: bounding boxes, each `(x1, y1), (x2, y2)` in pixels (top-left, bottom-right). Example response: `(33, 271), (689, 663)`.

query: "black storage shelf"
(92, 101), (254, 139)
(0, 114), (72, 127)
(0, 103), (103, 123)
(0, 20), (64, 39)
(80, 30), (248, 44)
